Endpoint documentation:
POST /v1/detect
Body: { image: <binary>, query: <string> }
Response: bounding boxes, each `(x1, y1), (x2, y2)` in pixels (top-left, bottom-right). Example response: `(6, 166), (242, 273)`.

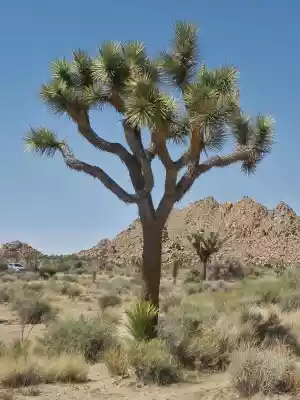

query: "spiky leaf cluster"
(188, 230), (222, 263)
(26, 20), (274, 183)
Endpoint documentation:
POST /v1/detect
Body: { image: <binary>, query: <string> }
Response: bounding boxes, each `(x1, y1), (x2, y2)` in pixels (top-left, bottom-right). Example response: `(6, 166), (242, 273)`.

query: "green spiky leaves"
(188, 230), (222, 264)
(230, 113), (274, 174)
(161, 21), (198, 88)
(24, 128), (61, 157)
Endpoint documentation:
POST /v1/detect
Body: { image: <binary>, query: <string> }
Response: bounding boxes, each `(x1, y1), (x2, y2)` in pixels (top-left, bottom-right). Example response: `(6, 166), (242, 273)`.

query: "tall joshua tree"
(25, 22), (274, 326)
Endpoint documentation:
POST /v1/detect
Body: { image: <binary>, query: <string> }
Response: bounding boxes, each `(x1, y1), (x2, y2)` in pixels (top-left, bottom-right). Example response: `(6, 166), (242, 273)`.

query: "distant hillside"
(78, 197), (300, 267)
(3, 197), (300, 267)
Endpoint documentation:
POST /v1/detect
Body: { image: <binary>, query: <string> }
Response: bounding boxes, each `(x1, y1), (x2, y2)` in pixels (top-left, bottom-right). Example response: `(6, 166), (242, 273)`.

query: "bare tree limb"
(174, 146), (255, 203)
(68, 108), (135, 165)
(59, 142), (139, 204)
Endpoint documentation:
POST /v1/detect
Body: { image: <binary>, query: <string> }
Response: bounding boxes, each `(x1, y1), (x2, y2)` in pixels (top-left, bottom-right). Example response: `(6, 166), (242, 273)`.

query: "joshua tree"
(188, 230), (223, 280)
(25, 21), (274, 331)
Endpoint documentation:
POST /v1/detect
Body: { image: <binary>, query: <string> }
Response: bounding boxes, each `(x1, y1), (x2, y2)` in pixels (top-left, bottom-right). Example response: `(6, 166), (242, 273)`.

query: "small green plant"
(125, 301), (159, 341)
(98, 294), (122, 311)
(128, 339), (181, 385)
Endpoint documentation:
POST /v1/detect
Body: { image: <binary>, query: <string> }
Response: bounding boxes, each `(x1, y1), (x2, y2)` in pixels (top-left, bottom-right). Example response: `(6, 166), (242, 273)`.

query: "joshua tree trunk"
(139, 221), (163, 338)
(202, 260), (207, 281)
(141, 222), (163, 308)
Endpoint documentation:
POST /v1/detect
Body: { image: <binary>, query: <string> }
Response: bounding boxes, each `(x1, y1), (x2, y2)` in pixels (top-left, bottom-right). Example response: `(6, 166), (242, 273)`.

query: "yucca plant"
(25, 21), (274, 335)
(188, 230), (223, 280)
(125, 301), (159, 341)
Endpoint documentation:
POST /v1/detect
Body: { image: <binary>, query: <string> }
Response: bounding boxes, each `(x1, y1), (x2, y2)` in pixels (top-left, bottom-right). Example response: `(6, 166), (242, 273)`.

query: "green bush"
(125, 301), (159, 341)
(40, 316), (117, 363)
(128, 339), (181, 385)
(13, 295), (57, 325)
(61, 283), (82, 298)
(98, 294), (122, 311)
(184, 269), (202, 284)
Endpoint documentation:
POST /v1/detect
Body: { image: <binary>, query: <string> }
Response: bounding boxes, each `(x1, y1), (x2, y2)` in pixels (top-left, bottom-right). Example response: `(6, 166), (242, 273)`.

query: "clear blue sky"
(0, 1), (298, 254)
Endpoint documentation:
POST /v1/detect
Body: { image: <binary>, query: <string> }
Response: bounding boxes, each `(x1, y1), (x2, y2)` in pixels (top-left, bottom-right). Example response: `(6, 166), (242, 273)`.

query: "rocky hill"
(0, 240), (41, 261)
(78, 197), (300, 267)
(3, 197), (300, 267)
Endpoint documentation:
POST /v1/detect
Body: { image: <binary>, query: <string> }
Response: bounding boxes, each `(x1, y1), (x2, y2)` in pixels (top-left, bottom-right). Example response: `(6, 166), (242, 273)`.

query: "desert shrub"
(238, 309), (300, 354)
(128, 339), (181, 385)
(159, 314), (196, 368)
(0, 286), (14, 304)
(184, 283), (203, 295)
(23, 282), (44, 292)
(12, 295), (57, 326)
(256, 288), (281, 305)
(63, 283), (81, 298)
(0, 354), (88, 388)
(104, 345), (129, 377)
(189, 327), (233, 372)
(60, 274), (78, 283)
(125, 301), (159, 341)
(229, 347), (300, 396)
(98, 294), (122, 311)
(208, 259), (244, 281)
(158, 304), (219, 368)
(40, 315), (117, 362)
(40, 354), (88, 383)
(161, 295), (181, 313)
(281, 293), (300, 312)
(184, 269), (202, 284)
(282, 268), (300, 289)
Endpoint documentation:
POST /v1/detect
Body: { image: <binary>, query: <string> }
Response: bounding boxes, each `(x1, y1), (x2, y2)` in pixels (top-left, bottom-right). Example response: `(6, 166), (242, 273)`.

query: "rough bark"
(202, 260), (207, 281)
(139, 221), (163, 338)
(141, 222), (163, 309)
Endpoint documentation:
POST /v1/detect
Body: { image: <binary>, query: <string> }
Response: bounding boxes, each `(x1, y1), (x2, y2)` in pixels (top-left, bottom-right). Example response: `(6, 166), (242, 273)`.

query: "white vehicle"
(7, 263), (26, 272)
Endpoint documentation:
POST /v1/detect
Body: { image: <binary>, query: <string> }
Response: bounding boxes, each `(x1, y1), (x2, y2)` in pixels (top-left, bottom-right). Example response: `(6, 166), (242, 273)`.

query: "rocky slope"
(0, 240), (40, 261)
(3, 197), (300, 267)
(78, 197), (300, 267)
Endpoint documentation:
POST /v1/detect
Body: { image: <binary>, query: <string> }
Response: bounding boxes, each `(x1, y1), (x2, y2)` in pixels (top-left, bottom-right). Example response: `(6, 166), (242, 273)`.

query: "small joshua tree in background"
(171, 258), (180, 285)
(188, 229), (222, 280)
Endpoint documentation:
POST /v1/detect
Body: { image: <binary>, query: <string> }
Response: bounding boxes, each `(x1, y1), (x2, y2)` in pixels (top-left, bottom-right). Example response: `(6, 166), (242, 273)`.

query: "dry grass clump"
(0, 285), (15, 304)
(229, 346), (300, 396)
(40, 315), (118, 362)
(128, 339), (181, 385)
(159, 303), (228, 370)
(0, 354), (88, 388)
(238, 308), (300, 354)
(98, 294), (122, 311)
(103, 344), (129, 377)
(280, 293), (300, 312)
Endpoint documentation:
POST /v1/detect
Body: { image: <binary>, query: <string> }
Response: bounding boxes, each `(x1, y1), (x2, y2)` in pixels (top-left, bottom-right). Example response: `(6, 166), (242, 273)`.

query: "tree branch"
(174, 146), (255, 203)
(67, 108), (135, 165)
(123, 120), (154, 193)
(59, 142), (139, 204)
